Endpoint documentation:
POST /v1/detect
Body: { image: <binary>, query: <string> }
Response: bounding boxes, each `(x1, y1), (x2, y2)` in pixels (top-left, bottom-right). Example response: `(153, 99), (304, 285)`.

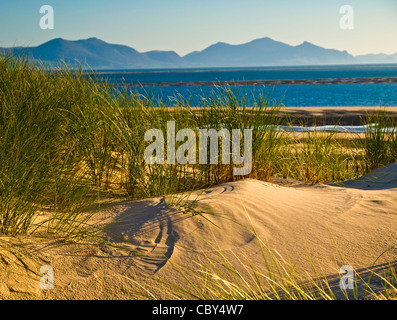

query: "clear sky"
(0, 0), (396, 56)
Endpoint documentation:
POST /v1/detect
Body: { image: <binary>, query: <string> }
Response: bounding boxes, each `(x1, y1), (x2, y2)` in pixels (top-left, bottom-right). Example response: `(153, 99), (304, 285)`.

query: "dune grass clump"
(185, 86), (286, 184)
(361, 111), (397, 172)
(0, 55), (103, 236)
(281, 129), (362, 184)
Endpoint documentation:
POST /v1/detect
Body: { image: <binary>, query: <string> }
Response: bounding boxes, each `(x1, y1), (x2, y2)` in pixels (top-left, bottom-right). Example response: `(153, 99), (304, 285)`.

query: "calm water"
(95, 64), (397, 107)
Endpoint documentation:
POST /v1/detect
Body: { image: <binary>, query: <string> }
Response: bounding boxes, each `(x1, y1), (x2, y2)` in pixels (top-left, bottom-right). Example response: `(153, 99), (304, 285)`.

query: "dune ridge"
(0, 164), (396, 299)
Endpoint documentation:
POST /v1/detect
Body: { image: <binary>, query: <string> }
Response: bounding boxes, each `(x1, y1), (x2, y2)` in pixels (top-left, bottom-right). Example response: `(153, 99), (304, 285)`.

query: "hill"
(2, 37), (396, 69)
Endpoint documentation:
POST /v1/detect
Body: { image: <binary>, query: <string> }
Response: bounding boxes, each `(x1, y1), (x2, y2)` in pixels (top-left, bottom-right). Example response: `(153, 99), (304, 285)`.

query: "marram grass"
(0, 53), (396, 238)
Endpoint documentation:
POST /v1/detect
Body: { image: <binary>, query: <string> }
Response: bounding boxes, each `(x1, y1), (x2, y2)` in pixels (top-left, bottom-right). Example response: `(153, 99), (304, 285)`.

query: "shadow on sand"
(329, 163), (397, 191)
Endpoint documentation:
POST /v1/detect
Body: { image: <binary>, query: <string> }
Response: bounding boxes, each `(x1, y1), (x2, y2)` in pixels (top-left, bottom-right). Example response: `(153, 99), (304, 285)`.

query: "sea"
(95, 64), (397, 108)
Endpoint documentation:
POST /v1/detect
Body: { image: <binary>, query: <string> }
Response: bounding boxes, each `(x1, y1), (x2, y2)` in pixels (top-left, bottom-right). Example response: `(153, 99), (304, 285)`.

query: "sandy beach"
(280, 106), (397, 125)
(189, 106), (397, 126)
(1, 160), (396, 299)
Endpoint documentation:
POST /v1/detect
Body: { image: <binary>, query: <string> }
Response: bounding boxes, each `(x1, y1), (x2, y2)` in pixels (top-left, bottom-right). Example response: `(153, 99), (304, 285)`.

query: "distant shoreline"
(280, 106), (397, 125)
(89, 63), (397, 74)
(189, 106), (397, 126)
(105, 77), (397, 88)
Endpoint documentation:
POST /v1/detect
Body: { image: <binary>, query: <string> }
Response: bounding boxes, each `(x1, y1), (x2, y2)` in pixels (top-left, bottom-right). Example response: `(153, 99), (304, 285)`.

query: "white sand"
(1, 163), (396, 299)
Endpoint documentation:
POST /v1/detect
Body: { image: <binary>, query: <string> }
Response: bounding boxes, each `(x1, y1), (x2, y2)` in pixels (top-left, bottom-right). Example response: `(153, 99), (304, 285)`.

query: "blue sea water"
(95, 64), (397, 107)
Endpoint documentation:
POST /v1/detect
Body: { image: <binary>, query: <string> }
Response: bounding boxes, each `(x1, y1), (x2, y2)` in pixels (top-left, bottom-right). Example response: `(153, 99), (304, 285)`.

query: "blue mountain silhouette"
(2, 37), (396, 69)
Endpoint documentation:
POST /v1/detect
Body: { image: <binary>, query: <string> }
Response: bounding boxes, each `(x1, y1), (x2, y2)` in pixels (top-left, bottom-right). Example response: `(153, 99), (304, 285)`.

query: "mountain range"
(2, 37), (397, 69)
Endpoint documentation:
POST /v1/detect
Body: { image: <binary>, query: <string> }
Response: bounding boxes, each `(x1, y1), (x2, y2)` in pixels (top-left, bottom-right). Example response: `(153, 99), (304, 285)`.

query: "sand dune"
(1, 164), (396, 299)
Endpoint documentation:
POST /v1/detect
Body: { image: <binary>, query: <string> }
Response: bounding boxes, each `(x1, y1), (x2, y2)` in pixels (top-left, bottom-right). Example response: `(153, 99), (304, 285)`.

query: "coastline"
(108, 76), (397, 87)
(278, 106), (397, 125)
(190, 106), (397, 126)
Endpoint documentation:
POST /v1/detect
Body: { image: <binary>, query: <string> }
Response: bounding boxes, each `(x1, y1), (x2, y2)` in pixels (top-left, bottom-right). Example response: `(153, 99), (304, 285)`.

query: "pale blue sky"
(0, 0), (396, 56)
